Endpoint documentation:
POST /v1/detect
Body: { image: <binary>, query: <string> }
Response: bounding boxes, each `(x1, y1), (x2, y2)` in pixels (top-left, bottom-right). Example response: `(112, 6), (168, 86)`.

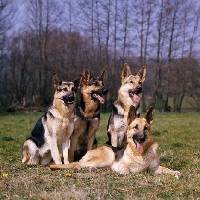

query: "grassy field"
(0, 111), (200, 199)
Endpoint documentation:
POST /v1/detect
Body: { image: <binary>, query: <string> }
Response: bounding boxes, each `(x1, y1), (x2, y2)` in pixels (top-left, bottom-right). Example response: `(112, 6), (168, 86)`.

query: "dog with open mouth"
(22, 73), (81, 165)
(106, 63), (146, 149)
(50, 106), (180, 178)
(68, 67), (108, 162)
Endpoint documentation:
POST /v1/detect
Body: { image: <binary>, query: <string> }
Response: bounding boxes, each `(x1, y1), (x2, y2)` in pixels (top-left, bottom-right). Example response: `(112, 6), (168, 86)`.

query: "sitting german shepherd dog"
(68, 67), (108, 162)
(106, 63), (146, 149)
(50, 106), (180, 178)
(22, 73), (81, 165)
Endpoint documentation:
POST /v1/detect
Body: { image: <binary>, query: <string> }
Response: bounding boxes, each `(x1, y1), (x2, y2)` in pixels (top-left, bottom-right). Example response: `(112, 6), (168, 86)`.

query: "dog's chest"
(125, 145), (158, 172)
(114, 117), (127, 133)
(46, 109), (73, 142)
(55, 117), (72, 143)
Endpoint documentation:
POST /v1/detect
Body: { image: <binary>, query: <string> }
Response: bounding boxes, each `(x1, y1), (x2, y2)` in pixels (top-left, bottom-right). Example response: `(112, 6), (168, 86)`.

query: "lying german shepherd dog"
(68, 67), (108, 162)
(22, 73), (81, 165)
(49, 106), (180, 178)
(106, 63), (146, 149)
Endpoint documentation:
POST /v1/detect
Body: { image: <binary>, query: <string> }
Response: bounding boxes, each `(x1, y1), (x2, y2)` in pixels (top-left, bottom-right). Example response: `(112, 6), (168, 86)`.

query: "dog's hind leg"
(22, 140), (39, 165)
(29, 150), (40, 165)
(79, 146), (115, 168)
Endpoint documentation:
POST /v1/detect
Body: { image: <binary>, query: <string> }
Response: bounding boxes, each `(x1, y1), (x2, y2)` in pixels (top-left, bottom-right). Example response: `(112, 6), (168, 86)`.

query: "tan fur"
(22, 73), (81, 165)
(50, 106), (180, 178)
(68, 67), (108, 162)
(106, 63), (146, 148)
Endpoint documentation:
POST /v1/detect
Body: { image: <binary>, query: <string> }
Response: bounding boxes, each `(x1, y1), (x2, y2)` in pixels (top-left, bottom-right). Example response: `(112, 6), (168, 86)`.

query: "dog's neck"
(114, 100), (139, 118)
(79, 106), (100, 119)
(126, 132), (155, 156)
(53, 98), (75, 118)
(76, 94), (100, 118)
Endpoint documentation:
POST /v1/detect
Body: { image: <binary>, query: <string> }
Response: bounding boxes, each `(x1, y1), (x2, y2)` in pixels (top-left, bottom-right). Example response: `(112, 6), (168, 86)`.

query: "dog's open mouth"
(93, 93), (105, 104)
(63, 94), (75, 105)
(129, 90), (141, 103)
(63, 99), (74, 104)
(134, 140), (144, 154)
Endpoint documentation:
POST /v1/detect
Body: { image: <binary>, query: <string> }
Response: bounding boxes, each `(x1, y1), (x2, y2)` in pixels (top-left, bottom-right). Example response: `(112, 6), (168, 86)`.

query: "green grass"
(0, 111), (200, 199)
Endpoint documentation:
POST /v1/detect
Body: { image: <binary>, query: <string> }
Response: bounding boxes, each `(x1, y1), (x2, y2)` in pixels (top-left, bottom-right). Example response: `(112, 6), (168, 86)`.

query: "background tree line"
(0, 0), (200, 112)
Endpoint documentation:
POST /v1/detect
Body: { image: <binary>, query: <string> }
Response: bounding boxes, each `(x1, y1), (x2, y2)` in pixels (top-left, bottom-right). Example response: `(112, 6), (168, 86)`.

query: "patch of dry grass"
(0, 111), (200, 199)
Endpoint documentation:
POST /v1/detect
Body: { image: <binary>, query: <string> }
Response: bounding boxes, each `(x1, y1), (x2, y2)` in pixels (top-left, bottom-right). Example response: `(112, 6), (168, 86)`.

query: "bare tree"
(132, 0), (154, 112)
(0, 0), (16, 106)
(24, 0), (62, 107)
(171, 1), (200, 112)
(151, 0), (166, 111)
(164, 0), (182, 111)
(121, 0), (129, 65)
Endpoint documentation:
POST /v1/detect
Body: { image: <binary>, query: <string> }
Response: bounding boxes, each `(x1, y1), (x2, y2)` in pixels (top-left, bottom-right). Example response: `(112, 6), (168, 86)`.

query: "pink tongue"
(133, 94), (141, 103)
(136, 141), (144, 154)
(93, 94), (105, 104)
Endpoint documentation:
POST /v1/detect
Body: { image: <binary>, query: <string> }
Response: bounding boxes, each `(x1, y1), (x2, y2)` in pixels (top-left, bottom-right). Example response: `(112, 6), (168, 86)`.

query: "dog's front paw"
(54, 160), (63, 165)
(63, 160), (69, 165)
(119, 168), (130, 175)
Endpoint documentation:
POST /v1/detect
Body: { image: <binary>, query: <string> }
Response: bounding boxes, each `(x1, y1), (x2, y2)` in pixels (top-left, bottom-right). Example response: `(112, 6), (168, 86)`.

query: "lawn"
(0, 111), (200, 199)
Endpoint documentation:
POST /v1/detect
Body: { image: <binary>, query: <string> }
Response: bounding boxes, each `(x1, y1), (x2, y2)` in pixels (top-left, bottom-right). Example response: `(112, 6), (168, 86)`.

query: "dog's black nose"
(138, 135), (146, 143)
(102, 87), (108, 95)
(135, 86), (142, 94)
(68, 93), (75, 101)
(63, 93), (74, 104)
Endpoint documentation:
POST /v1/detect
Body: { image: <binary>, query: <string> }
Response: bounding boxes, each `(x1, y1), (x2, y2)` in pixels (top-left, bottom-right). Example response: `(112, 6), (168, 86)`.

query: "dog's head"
(118, 63), (146, 107)
(81, 67), (108, 104)
(53, 73), (81, 106)
(127, 106), (154, 154)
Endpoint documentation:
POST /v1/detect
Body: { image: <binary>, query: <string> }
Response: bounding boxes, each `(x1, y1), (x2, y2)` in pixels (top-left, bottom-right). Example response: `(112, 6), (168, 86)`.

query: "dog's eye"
(62, 88), (67, 92)
(130, 80), (133, 83)
(72, 87), (75, 91)
(139, 81), (142, 85)
(133, 124), (138, 129)
(144, 126), (148, 131)
(94, 82), (99, 86)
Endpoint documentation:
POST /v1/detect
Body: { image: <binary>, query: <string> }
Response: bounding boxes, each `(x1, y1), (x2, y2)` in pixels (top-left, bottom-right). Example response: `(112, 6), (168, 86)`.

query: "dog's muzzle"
(102, 87), (108, 95)
(134, 85), (142, 94)
(62, 93), (75, 104)
(92, 87), (108, 104)
(135, 134), (146, 143)
(133, 133), (146, 154)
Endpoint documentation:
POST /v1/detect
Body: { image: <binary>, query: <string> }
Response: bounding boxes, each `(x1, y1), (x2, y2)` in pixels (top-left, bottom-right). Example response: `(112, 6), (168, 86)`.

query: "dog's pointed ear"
(127, 105), (137, 125)
(144, 106), (154, 125)
(82, 67), (91, 86)
(53, 73), (62, 88)
(73, 75), (82, 92)
(99, 69), (105, 80)
(137, 66), (146, 83)
(82, 67), (91, 81)
(121, 63), (132, 83)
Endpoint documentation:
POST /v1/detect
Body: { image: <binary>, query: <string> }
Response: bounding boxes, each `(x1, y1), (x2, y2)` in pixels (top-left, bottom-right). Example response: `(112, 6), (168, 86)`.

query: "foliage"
(0, 0), (200, 112)
(0, 111), (200, 199)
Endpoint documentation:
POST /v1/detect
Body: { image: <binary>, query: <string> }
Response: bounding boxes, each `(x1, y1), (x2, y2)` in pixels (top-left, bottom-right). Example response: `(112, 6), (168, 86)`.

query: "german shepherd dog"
(68, 67), (108, 162)
(22, 73), (81, 165)
(50, 106), (181, 178)
(106, 63), (146, 149)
